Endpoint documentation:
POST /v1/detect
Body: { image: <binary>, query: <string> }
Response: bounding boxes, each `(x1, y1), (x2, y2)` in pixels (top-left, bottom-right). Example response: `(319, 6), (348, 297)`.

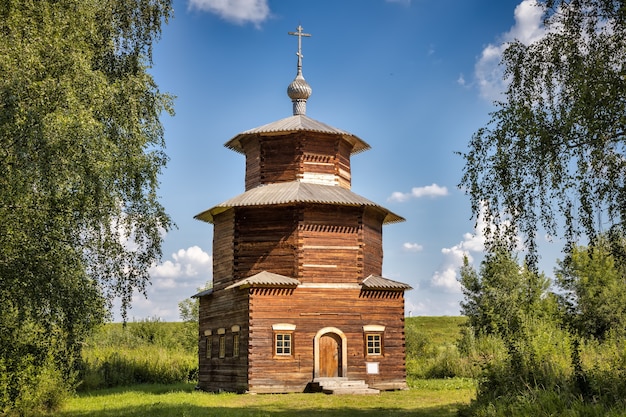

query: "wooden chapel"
(193, 25), (412, 394)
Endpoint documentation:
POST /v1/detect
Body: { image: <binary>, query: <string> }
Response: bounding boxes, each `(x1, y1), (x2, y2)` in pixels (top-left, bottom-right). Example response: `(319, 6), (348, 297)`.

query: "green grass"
(61, 317), (473, 416)
(405, 316), (467, 346)
(60, 381), (474, 417)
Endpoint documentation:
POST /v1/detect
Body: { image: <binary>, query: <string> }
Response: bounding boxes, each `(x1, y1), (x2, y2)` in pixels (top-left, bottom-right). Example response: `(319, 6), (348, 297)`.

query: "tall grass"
(78, 318), (197, 391)
(457, 316), (626, 416)
(404, 316), (477, 380)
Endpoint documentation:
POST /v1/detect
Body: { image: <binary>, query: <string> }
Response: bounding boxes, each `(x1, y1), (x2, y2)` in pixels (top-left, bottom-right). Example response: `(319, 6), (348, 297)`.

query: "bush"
(405, 316), (473, 380)
(579, 332), (626, 405)
(0, 354), (71, 415)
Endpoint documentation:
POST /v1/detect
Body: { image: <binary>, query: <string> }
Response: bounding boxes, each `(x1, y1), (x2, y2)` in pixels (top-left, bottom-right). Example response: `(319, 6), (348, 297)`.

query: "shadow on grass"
(74, 382), (197, 397)
(63, 384), (466, 417)
(61, 404), (463, 417)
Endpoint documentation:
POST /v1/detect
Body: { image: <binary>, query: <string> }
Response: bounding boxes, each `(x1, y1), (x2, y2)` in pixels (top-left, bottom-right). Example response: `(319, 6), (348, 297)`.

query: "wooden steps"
(313, 377), (379, 395)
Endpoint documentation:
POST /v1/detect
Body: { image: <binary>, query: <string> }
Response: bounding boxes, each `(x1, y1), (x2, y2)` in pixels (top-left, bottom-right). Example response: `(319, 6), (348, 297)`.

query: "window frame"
(274, 332), (294, 357)
(365, 333), (383, 356)
(218, 335), (226, 358)
(232, 333), (240, 358)
(205, 336), (212, 359)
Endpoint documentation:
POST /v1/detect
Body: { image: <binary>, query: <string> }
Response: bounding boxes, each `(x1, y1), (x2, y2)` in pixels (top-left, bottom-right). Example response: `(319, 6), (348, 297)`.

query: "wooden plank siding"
(336, 139), (353, 189)
(362, 207), (385, 277)
(241, 133), (355, 190)
(258, 136), (299, 185)
(299, 205), (362, 283)
(246, 287), (407, 393)
(233, 207), (298, 280)
(227, 204), (382, 286)
(212, 210), (235, 291)
(242, 136), (261, 191)
(197, 289), (250, 393)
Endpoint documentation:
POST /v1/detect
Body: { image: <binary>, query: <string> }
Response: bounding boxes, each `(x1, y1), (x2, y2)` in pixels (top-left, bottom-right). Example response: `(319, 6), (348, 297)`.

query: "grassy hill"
(405, 316), (467, 346)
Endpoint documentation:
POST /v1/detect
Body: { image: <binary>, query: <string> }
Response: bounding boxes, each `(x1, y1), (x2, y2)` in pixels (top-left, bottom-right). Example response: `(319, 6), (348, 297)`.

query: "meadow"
(62, 380), (474, 417)
(63, 316), (473, 417)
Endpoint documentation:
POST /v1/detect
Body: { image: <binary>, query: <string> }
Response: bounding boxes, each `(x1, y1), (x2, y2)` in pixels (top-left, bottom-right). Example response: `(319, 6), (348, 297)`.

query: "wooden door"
(319, 333), (342, 377)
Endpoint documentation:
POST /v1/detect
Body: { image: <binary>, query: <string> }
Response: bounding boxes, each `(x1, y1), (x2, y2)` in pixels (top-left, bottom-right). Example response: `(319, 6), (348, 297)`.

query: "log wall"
(225, 204), (378, 285)
(241, 133), (354, 190)
(197, 289), (250, 393)
(362, 208), (384, 277)
(233, 207), (298, 279)
(242, 136), (261, 191)
(298, 205), (362, 284)
(212, 210), (235, 291)
(246, 286), (407, 393)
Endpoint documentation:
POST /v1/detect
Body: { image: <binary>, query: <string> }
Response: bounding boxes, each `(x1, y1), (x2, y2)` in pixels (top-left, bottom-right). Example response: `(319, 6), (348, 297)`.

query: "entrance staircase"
(312, 377), (379, 395)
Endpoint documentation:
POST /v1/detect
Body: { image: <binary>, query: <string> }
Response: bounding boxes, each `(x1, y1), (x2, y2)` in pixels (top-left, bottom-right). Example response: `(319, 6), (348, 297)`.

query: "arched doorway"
(314, 327), (347, 379)
(319, 333), (341, 377)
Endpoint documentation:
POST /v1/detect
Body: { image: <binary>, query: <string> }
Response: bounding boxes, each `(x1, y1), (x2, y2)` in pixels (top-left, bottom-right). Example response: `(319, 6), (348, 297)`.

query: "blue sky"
(118, 0), (560, 321)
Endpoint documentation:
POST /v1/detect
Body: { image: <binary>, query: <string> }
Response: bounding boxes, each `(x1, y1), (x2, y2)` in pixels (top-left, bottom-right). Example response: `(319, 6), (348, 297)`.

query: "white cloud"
(188, 0), (270, 26)
(429, 216), (487, 293)
(405, 299), (426, 317)
(431, 268), (462, 293)
(475, 0), (546, 101)
(150, 245), (212, 290)
(113, 246), (212, 321)
(388, 183), (449, 202)
(403, 242), (424, 252)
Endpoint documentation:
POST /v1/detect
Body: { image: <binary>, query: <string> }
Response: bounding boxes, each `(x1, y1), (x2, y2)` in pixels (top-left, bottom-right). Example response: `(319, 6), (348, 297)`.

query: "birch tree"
(0, 0), (173, 411)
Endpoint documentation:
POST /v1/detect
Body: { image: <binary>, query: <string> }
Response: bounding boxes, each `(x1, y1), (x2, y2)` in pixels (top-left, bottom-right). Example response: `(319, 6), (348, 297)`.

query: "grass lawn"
(61, 379), (475, 417)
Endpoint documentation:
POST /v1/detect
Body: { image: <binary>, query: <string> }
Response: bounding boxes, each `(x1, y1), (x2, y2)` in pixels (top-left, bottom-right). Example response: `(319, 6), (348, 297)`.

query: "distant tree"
(0, 0), (173, 412)
(178, 282), (212, 322)
(460, 249), (551, 337)
(178, 297), (200, 323)
(460, 0), (626, 260)
(556, 234), (626, 340)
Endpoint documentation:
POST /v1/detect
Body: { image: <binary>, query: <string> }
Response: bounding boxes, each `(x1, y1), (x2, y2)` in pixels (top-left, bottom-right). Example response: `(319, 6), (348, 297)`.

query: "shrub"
(0, 354), (71, 415)
(579, 332), (626, 405)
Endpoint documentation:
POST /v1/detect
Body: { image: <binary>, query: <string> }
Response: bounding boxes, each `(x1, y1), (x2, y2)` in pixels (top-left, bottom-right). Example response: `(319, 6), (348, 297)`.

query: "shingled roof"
(224, 271), (301, 290)
(361, 275), (413, 291)
(224, 114), (371, 155)
(194, 181), (405, 225)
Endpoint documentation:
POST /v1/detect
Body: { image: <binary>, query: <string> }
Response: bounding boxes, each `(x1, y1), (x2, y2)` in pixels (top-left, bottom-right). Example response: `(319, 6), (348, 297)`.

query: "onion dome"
(287, 25), (312, 115)
(287, 71), (311, 116)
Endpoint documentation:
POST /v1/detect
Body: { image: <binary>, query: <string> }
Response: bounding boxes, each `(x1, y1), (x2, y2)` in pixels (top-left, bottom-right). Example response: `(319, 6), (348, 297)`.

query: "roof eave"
(361, 274), (413, 292)
(223, 114), (371, 155)
(191, 288), (213, 298)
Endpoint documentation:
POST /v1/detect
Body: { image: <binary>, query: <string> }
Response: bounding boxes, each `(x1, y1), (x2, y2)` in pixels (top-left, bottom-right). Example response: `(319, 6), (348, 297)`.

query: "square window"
(275, 333), (292, 356)
(366, 334), (382, 355)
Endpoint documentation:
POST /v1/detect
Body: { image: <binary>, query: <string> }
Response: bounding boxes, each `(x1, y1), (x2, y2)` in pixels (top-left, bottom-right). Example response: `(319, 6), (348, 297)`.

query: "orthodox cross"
(288, 25), (311, 71)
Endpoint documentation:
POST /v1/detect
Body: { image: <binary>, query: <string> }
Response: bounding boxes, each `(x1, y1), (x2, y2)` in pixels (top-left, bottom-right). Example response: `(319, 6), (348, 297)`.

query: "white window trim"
(363, 325), (385, 332)
(272, 323), (296, 331)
